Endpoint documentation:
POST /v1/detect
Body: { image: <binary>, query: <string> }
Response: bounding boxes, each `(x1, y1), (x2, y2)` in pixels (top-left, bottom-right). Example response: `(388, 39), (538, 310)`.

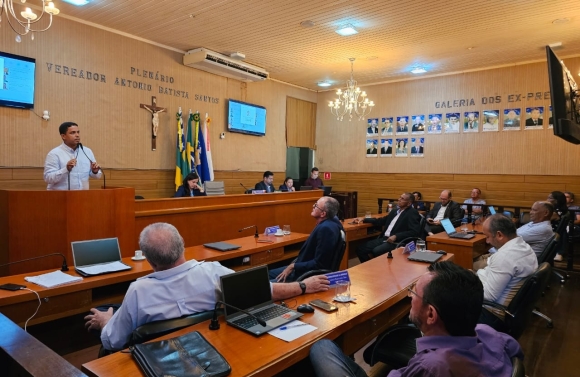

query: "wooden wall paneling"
(286, 96), (316, 148)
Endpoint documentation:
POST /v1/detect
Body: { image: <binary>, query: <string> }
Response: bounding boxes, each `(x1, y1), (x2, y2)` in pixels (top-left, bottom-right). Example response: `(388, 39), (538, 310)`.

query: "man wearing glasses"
(269, 197), (343, 282)
(356, 192), (421, 263)
(425, 190), (464, 235)
(309, 261), (523, 377)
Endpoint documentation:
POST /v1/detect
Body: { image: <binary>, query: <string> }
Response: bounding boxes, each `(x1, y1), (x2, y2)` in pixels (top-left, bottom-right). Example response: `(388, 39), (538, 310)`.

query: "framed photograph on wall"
(428, 114), (442, 134)
(395, 138), (408, 157)
(524, 107), (544, 130)
(445, 113), (460, 133)
(503, 108), (521, 131)
(366, 139), (378, 157)
(410, 138), (424, 157)
(367, 118), (379, 136)
(482, 110), (499, 132)
(381, 117), (393, 135)
(396, 116), (409, 134)
(463, 111), (479, 132)
(380, 138), (393, 157)
(411, 115), (425, 134)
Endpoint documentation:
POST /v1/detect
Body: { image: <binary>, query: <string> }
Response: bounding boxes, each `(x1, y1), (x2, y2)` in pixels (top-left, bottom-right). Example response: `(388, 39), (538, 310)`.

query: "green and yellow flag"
(174, 109), (188, 191)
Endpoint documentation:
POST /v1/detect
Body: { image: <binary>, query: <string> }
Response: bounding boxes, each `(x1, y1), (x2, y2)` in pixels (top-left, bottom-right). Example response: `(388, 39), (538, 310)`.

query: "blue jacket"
(294, 216), (344, 277)
(174, 185), (207, 197)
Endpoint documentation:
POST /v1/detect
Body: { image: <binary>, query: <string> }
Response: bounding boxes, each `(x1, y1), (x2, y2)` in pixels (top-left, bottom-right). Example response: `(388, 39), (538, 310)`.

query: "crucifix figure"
(140, 96), (166, 151)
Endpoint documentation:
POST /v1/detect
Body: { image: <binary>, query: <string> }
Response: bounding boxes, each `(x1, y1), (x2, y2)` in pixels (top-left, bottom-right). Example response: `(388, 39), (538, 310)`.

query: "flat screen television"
(546, 46), (580, 144)
(0, 51), (35, 109)
(227, 99), (266, 136)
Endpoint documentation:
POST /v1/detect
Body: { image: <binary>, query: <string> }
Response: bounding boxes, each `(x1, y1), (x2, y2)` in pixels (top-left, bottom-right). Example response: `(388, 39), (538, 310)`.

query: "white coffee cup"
(335, 280), (351, 302)
(275, 229), (284, 236)
(135, 250), (143, 259)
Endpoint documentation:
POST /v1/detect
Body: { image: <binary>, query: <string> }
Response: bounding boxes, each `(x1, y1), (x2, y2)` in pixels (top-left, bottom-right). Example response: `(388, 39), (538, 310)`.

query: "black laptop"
(320, 186), (333, 196)
(300, 186), (313, 191)
(220, 265), (302, 336)
(203, 242), (241, 252)
(408, 252), (444, 263)
(441, 218), (475, 239)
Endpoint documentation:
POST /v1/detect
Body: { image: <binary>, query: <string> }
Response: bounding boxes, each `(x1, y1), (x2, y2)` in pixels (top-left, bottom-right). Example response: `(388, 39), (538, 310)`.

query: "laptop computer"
(220, 265), (303, 336)
(300, 185), (313, 191)
(203, 242), (241, 252)
(72, 237), (131, 277)
(408, 252), (444, 263)
(441, 218), (475, 239)
(488, 205), (496, 214)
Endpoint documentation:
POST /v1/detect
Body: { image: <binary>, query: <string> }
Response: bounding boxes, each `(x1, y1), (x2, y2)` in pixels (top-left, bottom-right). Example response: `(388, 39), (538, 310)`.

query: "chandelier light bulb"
(328, 58), (374, 121)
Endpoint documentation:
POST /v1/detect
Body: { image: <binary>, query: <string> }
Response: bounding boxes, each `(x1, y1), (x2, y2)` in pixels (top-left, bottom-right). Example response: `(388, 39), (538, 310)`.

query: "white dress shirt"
(385, 208), (406, 237)
(101, 260), (233, 350)
(434, 204), (448, 221)
(43, 143), (101, 190)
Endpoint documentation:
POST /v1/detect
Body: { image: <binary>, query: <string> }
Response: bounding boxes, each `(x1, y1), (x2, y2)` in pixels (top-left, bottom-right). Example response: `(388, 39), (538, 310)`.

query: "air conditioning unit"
(183, 48), (269, 82)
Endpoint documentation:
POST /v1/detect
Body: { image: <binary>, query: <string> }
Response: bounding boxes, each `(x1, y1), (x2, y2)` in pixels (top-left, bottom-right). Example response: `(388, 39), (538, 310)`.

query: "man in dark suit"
(254, 170), (275, 192)
(380, 140), (392, 155)
(525, 108), (543, 127)
(356, 192), (421, 262)
(425, 189), (464, 235)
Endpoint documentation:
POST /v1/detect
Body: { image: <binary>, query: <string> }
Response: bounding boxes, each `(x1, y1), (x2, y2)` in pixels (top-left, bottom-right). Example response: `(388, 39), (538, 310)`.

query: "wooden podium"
(0, 187), (135, 276)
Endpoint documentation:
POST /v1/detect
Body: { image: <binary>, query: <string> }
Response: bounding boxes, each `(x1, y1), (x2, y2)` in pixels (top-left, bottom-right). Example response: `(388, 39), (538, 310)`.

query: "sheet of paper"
(268, 320), (317, 342)
(76, 261), (131, 275)
(24, 270), (83, 288)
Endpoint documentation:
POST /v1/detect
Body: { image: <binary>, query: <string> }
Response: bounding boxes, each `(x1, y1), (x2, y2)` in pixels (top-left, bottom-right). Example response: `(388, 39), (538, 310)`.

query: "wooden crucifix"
(140, 96), (166, 151)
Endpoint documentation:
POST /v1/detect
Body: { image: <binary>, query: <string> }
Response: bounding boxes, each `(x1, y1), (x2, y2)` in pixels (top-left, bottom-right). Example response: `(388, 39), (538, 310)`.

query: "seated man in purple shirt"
(309, 261), (523, 377)
(304, 167), (323, 189)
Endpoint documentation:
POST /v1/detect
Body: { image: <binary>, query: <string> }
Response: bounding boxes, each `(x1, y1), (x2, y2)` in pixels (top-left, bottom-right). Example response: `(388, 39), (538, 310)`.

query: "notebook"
(72, 237), (131, 277)
(203, 242), (241, 251)
(220, 265), (302, 336)
(407, 252), (444, 263)
(441, 218), (475, 239)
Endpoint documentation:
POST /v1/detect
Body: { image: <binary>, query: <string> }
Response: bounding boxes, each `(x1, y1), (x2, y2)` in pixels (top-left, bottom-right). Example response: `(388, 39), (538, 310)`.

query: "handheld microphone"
(0, 253), (69, 272)
(209, 300), (266, 330)
(239, 225), (259, 238)
(79, 143), (106, 189)
(240, 182), (251, 194)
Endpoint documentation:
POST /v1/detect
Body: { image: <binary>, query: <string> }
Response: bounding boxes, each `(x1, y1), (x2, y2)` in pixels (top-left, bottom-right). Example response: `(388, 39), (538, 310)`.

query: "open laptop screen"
(72, 238), (122, 268)
(488, 206), (496, 214)
(221, 266), (272, 317)
(440, 218), (457, 234)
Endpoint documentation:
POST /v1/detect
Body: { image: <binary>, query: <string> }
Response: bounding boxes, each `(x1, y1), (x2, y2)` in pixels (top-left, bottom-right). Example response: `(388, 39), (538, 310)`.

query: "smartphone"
(0, 283), (26, 291)
(309, 299), (338, 312)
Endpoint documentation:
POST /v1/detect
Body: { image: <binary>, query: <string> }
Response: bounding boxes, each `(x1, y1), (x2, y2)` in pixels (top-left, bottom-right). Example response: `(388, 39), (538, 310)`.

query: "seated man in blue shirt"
(269, 196), (344, 282)
(84, 223), (331, 351)
(309, 261), (523, 377)
(517, 201), (554, 256)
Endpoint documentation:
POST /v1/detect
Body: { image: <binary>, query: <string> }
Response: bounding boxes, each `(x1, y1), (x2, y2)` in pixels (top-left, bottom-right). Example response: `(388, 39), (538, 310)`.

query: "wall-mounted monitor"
(227, 99), (266, 136)
(546, 46), (580, 144)
(0, 51), (36, 109)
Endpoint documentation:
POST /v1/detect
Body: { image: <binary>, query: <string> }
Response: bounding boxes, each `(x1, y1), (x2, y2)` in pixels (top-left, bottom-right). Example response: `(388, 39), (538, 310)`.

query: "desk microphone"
(209, 300), (266, 330)
(0, 253), (69, 272)
(240, 182), (251, 194)
(79, 143), (106, 189)
(239, 225), (259, 238)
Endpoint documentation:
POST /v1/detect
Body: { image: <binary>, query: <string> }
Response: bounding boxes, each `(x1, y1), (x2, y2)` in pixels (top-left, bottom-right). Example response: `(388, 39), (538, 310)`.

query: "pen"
(280, 323), (309, 330)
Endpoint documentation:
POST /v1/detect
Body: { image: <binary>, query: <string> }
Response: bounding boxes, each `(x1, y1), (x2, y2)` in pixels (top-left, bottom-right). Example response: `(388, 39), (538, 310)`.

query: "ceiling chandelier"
(0, 0), (60, 42)
(328, 58), (375, 121)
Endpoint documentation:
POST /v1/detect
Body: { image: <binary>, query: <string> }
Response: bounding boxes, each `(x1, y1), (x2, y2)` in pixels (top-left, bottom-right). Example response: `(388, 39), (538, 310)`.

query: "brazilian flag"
(174, 110), (188, 191)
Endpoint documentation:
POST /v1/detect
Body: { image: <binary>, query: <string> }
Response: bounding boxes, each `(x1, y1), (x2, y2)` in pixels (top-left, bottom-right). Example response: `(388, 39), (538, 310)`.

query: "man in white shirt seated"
(477, 214), (538, 332)
(425, 190), (463, 235)
(462, 187), (486, 218)
(84, 222), (330, 351)
(517, 201), (554, 257)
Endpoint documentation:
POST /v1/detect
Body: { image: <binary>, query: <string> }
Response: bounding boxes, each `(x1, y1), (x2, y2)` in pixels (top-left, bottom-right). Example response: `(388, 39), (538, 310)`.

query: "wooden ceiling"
(46, 0), (580, 90)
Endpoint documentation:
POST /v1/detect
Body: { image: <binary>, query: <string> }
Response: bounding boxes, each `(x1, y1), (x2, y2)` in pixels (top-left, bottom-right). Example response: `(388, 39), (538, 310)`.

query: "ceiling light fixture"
(318, 81), (331, 87)
(328, 58), (374, 121)
(1, 0), (60, 42)
(335, 24), (358, 36)
(411, 66), (427, 74)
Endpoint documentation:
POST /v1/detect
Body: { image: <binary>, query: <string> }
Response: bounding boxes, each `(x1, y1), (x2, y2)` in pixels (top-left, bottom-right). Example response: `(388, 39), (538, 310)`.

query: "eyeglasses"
(407, 282), (441, 314)
(313, 202), (324, 211)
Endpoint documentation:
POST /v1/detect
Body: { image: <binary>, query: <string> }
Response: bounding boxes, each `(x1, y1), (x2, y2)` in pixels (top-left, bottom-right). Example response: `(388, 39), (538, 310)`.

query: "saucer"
(132, 256), (146, 261)
(275, 233), (284, 237)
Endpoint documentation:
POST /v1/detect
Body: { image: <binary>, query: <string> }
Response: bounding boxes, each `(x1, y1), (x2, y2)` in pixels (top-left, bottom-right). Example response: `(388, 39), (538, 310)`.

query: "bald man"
(516, 201), (554, 256)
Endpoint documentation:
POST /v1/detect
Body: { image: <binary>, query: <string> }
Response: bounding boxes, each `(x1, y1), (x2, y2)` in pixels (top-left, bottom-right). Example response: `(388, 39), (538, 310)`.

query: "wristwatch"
(299, 281), (307, 295)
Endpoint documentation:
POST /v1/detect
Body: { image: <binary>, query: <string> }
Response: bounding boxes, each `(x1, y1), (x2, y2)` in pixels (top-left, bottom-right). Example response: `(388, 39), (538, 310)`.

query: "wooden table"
(82, 252), (454, 377)
(0, 234), (308, 326)
(340, 215), (383, 269)
(426, 224), (487, 269)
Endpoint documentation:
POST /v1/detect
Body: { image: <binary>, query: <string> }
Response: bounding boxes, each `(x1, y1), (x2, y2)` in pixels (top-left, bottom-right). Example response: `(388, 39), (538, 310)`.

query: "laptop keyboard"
(232, 305), (291, 329)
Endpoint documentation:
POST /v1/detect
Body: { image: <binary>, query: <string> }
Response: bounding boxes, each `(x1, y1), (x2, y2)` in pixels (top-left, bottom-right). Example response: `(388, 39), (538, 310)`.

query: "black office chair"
(363, 323), (421, 368)
(135, 195), (145, 200)
(552, 212), (571, 283)
(511, 357), (525, 377)
(296, 230), (346, 281)
(482, 262), (552, 339)
(130, 310), (218, 345)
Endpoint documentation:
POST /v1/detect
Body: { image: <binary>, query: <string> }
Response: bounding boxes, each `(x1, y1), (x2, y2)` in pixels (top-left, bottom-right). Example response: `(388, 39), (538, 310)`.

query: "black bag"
(130, 331), (231, 377)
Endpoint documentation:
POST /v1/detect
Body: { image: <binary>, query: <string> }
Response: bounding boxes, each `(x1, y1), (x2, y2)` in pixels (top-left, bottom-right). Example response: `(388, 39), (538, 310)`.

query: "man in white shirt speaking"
(43, 122), (101, 190)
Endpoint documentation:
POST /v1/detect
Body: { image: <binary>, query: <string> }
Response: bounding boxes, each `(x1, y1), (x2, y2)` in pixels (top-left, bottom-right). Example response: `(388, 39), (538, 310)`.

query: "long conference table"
(81, 252), (453, 377)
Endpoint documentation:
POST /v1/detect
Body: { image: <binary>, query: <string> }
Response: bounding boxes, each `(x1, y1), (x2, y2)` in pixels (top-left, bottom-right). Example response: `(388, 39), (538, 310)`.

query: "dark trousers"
(425, 224), (444, 234)
(356, 237), (397, 263)
(478, 307), (508, 334)
(268, 265), (298, 282)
